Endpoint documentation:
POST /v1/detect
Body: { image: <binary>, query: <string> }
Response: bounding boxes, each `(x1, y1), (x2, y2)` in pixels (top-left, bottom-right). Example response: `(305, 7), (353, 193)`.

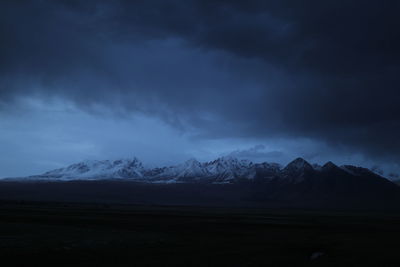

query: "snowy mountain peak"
(43, 158), (145, 179)
(16, 156), (393, 186)
(201, 156), (255, 181)
(207, 156), (252, 168)
(173, 158), (209, 178)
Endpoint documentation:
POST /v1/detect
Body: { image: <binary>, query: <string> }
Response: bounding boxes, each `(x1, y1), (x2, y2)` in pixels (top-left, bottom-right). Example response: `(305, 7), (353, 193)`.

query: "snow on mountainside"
(155, 158), (211, 180)
(3, 157), (400, 210)
(204, 156), (256, 182)
(41, 158), (145, 180)
(5, 156), (396, 186)
(149, 156), (282, 183)
(22, 156), (278, 182)
(145, 156), (260, 183)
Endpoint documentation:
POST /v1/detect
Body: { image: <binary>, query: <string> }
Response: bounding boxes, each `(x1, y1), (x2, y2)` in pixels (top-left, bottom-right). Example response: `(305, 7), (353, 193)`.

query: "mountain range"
(4, 156), (392, 184)
(14, 156), (392, 184)
(3, 156), (400, 209)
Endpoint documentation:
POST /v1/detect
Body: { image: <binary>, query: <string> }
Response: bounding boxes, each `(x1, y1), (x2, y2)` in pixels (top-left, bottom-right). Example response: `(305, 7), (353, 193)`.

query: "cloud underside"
(1, 0), (400, 163)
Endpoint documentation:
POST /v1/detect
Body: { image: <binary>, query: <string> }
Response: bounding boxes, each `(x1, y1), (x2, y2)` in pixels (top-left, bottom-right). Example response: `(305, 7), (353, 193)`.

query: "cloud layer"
(1, 0), (400, 175)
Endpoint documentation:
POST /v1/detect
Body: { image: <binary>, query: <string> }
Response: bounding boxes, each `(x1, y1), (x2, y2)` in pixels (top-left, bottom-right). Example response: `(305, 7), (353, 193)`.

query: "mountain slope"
(38, 159), (145, 180)
(249, 159), (400, 208)
(30, 156), (281, 183)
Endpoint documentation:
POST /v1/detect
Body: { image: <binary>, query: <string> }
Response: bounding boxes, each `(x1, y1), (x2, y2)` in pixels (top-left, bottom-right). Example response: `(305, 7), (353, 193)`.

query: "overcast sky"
(1, 0), (400, 178)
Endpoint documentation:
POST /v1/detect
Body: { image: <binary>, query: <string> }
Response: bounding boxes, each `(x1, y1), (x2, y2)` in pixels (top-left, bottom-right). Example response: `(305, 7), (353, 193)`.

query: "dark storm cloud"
(1, 0), (400, 161)
(227, 145), (287, 163)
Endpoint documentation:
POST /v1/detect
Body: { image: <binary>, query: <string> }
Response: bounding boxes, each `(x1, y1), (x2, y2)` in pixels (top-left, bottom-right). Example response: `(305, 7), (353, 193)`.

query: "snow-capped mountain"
(153, 159), (211, 180)
(204, 156), (256, 182)
(40, 158), (145, 180)
(8, 156), (397, 188)
(145, 156), (262, 183)
(6, 155), (400, 209)
(24, 156), (276, 182)
(3, 156), (400, 210)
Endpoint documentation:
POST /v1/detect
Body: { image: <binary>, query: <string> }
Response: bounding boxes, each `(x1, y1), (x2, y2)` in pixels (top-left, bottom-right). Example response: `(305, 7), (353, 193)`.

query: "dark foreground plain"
(0, 181), (400, 266)
(1, 201), (400, 266)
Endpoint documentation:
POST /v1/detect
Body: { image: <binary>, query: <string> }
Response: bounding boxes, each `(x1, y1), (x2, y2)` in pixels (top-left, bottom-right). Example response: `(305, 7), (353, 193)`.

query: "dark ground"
(0, 181), (400, 266)
(0, 201), (400, 266)
(0, 180), (398, 209)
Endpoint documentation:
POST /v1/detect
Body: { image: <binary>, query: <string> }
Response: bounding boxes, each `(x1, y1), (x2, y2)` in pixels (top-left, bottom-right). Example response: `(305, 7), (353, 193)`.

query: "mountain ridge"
(5, 156), (395, 185)
(2, 156), (400, 209)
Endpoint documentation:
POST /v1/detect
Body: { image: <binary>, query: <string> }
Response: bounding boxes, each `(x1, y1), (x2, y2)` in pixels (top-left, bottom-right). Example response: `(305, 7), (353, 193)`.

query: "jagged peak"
(34, 155), (392, 184)
(285, 157), (313, 171)
(43, 157), (145, 178)
(212, 155), (239, 163)
(322, 161), (339, 170)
